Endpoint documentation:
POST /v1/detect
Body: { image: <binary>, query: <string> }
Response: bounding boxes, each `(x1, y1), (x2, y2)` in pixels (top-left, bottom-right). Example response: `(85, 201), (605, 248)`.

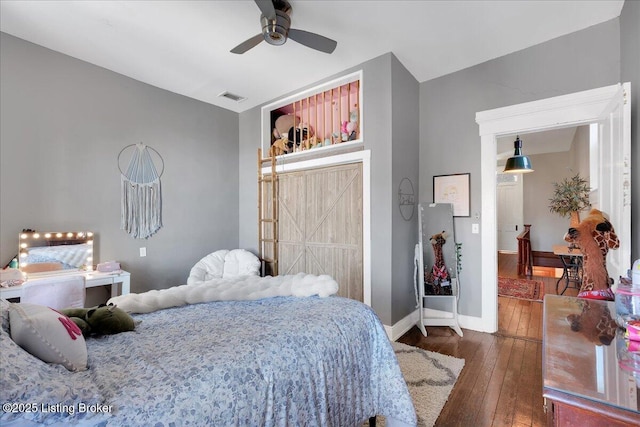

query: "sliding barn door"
(278, 163), (363, 301)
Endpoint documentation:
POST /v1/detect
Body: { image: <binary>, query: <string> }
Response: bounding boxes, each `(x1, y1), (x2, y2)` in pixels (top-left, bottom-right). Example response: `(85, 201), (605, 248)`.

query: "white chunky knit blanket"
(108, 273), (339, 314)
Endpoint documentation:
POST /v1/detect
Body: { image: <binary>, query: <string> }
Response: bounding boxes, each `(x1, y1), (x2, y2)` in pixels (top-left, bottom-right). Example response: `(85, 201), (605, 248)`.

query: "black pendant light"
(504, 136), (534, 173)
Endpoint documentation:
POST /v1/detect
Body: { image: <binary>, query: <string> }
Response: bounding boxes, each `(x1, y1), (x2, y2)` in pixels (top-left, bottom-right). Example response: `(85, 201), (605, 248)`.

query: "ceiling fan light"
(504, 136), (534, 174)
(261, 10), (290, 46)
(264, 33), (287, 46)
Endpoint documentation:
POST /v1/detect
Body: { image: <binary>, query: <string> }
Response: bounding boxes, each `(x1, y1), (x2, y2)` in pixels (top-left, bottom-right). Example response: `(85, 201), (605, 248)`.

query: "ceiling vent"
(218, 91), (246, 102)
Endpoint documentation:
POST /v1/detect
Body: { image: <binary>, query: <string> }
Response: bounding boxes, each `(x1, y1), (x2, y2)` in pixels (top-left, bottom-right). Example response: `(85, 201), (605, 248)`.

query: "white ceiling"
(0, 1), (624, 113)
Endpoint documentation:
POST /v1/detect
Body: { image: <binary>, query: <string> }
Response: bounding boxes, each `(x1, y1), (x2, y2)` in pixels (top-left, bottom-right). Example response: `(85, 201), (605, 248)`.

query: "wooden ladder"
(257, 149), (278, 276)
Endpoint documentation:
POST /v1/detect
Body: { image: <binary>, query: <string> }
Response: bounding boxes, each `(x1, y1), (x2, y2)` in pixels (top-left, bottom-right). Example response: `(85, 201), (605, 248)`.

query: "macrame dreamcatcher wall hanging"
(118, 143), (164, 239)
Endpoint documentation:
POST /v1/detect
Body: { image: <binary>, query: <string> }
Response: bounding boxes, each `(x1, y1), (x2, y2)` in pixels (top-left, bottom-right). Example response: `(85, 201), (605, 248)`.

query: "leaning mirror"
(19, 231), (95, 274)
(419, 203), (458, 295)
(414, 202), (463, 337)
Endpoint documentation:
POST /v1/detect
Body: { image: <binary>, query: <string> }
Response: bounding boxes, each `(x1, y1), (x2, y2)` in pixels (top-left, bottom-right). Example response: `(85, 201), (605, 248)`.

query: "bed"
(0, 279), (416, 426)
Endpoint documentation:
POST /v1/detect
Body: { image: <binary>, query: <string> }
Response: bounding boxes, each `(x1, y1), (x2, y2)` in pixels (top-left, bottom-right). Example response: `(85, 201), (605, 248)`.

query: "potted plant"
(548, 174), (591, 226)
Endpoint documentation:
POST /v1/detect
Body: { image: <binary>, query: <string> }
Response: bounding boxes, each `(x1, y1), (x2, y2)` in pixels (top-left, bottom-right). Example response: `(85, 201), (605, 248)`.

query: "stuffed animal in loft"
(270, 114), (318, 155)
(270, 136), (290, 157)
(273, 114), (300, 141)
(425, 231), (452, 295)
(566, 300), (617, 346)
(340, 109), (359, 142)
(287, 124), (316, 150)
(60, 303), (136, 337)
(563, 208), (620, 300)
(270, 114), (298, 156)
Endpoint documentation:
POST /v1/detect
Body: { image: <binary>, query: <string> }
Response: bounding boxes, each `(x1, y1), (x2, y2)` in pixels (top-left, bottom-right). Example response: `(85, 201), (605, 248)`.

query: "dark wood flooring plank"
(423, 326), (458, 355)
(512, 340), (541, 426)
(494, 338), (526, 426)
(473, 336), (515, 426)
(505, 299), (521, 336)
(434, 330), (496, 424)
(498, 297), (516, 333)
(528, 302), (543, 341)
(453, 335), (505, 427)
(516, 300), (532, 337)
(532, 341), (546, 426)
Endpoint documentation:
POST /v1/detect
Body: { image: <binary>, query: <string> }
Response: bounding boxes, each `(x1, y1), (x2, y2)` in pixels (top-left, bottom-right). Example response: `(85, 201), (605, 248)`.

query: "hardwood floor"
(398, 252), (577, 426)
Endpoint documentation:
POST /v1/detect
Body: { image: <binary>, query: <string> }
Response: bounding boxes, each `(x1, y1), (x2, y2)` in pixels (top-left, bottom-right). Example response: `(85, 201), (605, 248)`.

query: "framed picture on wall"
(433, 173), (470, 217)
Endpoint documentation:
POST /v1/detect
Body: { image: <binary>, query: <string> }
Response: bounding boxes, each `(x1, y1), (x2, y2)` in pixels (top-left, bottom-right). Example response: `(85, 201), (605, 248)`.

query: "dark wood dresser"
(543, 295), (640, 426)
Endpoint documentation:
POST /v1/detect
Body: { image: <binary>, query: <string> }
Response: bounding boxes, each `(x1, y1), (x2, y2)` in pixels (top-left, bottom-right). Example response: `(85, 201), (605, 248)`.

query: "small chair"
(21, 275), (86, 309)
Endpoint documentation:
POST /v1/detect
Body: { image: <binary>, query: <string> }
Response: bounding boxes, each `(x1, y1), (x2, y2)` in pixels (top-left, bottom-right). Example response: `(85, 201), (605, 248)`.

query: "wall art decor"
(433, 173), (470, 217)
(118, 143), (164, 239)
(398, 177), (415, 221)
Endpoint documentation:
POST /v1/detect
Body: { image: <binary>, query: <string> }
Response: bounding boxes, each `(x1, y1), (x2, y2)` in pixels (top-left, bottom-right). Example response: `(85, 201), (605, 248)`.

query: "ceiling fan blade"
(254, 0), (276, 20)
(230, 34), (264, 54)
(288, 28), (337, 54)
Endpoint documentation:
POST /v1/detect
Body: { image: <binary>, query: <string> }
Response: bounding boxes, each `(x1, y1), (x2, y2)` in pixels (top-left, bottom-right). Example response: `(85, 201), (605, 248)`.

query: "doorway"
(496, 126), (589, 280)
(495, 128), (587, 339)
(476, 83), (631, 333)
(496, 171), (523, 253)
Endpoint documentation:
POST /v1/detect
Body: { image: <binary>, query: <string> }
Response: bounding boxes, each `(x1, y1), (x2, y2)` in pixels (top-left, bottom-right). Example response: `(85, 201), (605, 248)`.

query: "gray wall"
(238, 106), (261, 256)
(420, 18), (621, 318)
(620, 0), (639, 263)
(522, 126), (590, 252)
(523, 151), (574, 251)
(239, 53), (420, 325)
(390, 55), (420, 323)
(364, 54), (394, 324)
(0, 33), (240, 299)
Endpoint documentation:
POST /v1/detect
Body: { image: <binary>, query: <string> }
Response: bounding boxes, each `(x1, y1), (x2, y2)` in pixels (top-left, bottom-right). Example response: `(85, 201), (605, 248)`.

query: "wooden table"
(543, 295), (640, 426)
(552, 245), (583, 295)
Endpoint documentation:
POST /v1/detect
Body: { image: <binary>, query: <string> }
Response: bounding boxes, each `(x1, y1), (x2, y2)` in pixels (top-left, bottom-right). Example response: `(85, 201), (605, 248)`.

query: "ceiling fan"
(230, 0), (337, 54)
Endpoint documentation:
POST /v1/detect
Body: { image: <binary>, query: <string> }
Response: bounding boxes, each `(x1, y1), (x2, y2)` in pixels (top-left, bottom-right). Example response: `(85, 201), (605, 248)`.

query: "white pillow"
(187, 250), (229, 285)
(222, 249), (260, 278)
(9, 303), (87, 372)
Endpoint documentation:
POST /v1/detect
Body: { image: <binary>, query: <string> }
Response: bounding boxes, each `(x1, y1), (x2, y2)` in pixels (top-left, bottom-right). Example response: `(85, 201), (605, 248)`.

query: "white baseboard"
(384, 310), (420, 341)
(383, 308), (490, 341)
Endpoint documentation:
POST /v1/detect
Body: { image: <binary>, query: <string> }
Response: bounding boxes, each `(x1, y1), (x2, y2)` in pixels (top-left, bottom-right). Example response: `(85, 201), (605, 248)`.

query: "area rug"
(498, 276), (544, 301)
(376, 342), (465, 427)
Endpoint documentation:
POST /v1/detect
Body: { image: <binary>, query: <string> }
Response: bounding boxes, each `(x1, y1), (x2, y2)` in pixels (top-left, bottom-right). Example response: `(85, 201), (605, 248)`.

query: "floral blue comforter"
(1, 296), (416, 426)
